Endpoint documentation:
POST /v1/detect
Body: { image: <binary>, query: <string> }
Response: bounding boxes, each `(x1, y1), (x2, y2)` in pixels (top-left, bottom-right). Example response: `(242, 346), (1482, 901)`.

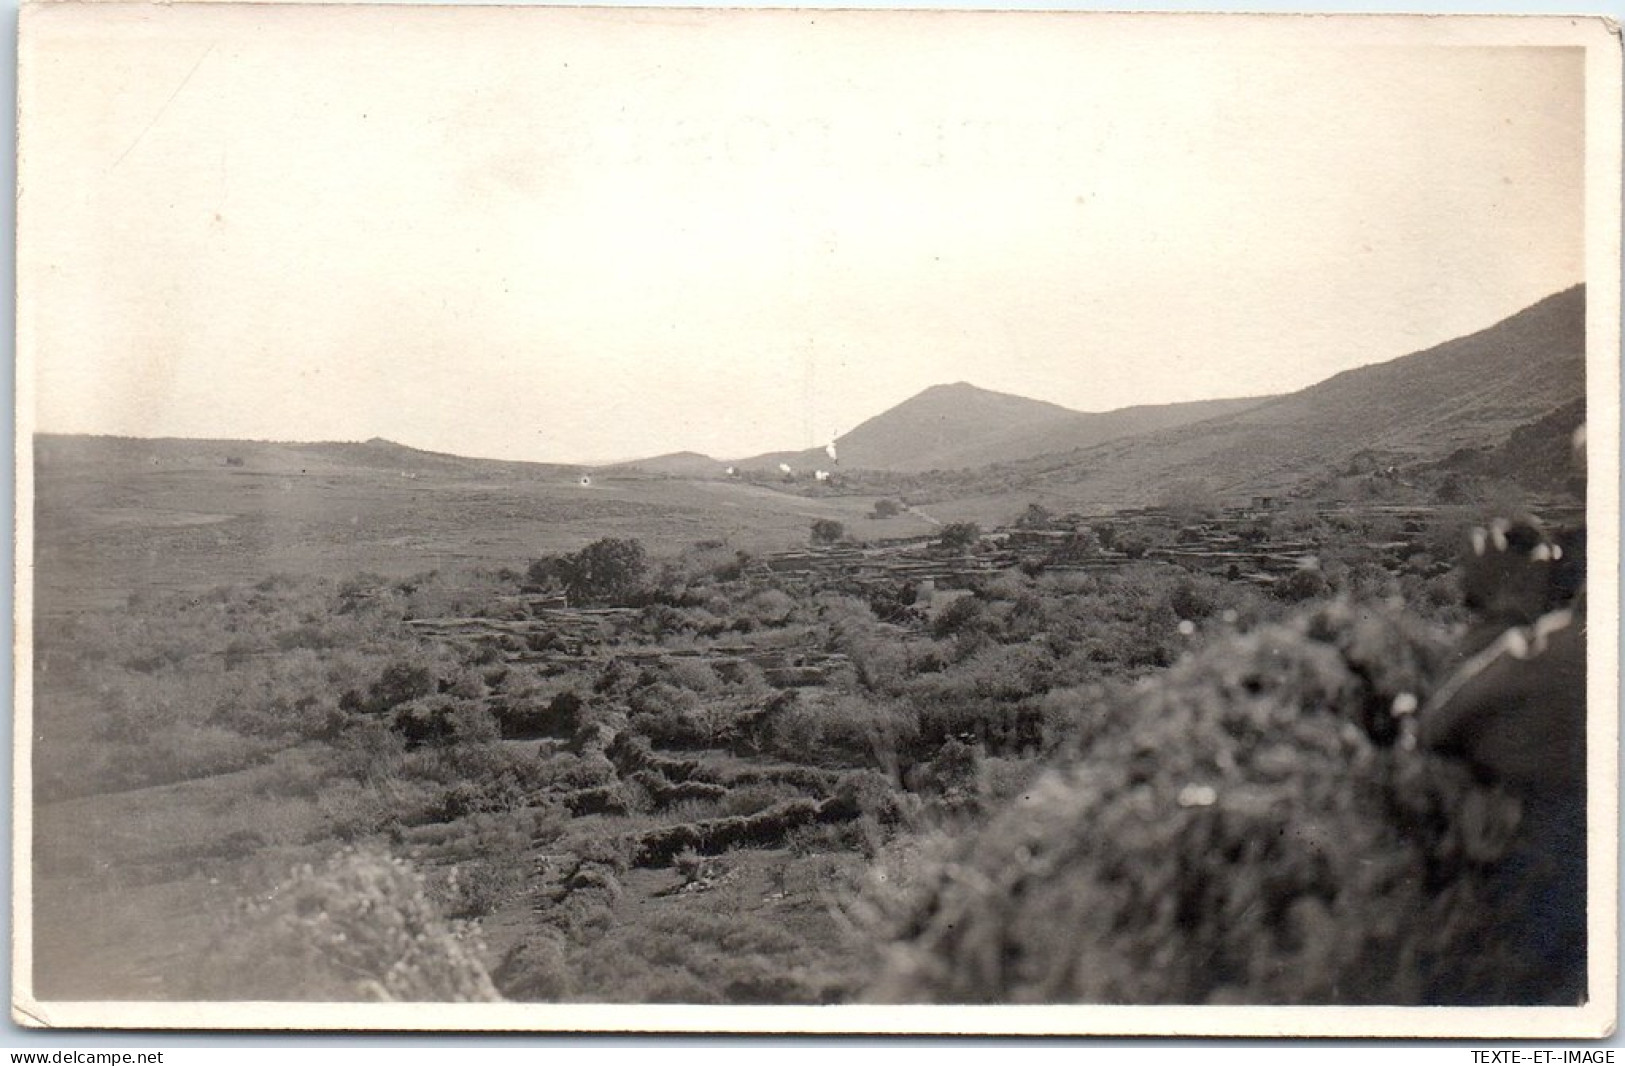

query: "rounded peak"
(909, 381), (995, 402)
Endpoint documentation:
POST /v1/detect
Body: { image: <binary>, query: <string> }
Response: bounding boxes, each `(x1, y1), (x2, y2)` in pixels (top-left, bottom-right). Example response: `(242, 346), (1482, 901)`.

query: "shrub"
(555, 829), (635, 874)
(626, 680), (700, 720)
(623, 688), (740, 749)
(720, 763), (838, 793)
(906, 738), (980, 801)
(1167, 576), (1220, 621)
(493, 931), (575, 1001)
(666, 659), (722, 694)
(541, 538), (649, 606)
(718, 781), (809, 817)
(958, 643), (1056, 702)
(537, 751), (616, 790)
(574, 910), (818, 1004)
(561, 784), (632, 817)
(811, 519), (845, 545)
(1277, 568), (1331, 603)
(829, 770), (910, 826)
(420, 750), (555, 820)
(1015, 503), (1054, 529)
(495, 689), (585, 740)
(195, 846), (500, 1001)
(929, 596), (987, 641)
(432, 859), (524, 920)
(1116, 532), (1151, 559)
(1045, 530), (1102, 565)
(871, 498), (903, 519)
(606, 732), (707, 781)
(391, 696), (500, 750)
(937, 522), (982, 552)
(756, 693), (917, 768)
(866, 602), (1562, 1007)
(564, 861), (624, 903)
(632, 798), (833, 866)
(746, 589), (797, 627)
(367, 661), (436, 714)
(629, 769), (730, 810)
(328, 718), (408, 783)
(866, 581), (919, 624)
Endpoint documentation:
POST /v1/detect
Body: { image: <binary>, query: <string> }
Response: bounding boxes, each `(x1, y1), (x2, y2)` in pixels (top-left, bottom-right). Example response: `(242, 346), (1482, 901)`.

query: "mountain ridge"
(982, 285), (1586, 508)
(31, 433), (580, 479)
(36, 285), (1585, 505)
(740, 384), (1273, 474)
(600, 451), (728, 477)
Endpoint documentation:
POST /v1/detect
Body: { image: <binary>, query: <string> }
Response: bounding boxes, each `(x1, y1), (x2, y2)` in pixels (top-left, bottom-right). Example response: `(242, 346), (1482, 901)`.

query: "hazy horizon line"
(31, 378), (1280, 469)
(28, 280), (1585, 468)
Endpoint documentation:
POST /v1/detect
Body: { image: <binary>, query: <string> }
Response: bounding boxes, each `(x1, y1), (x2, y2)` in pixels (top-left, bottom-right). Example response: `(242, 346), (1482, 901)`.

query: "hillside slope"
(744, 383), (1269, 474)
(998, 286), (1586, 508)
(32, 435), (580, 480)
(600, 451), (728, 478)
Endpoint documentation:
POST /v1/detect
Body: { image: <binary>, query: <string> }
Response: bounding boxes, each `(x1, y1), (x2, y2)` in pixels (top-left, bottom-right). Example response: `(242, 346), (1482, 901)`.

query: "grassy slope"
(599, 452), (729, 478)
(985, 286), (1586, 510)
(34, 286), (1583, 605)
(31, 437), (938, 611)
(745, 384), (1270, 474)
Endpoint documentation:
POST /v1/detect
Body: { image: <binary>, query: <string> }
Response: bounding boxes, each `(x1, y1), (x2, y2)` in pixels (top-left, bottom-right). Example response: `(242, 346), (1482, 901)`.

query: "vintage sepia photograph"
(12, 3), (1621, 1036)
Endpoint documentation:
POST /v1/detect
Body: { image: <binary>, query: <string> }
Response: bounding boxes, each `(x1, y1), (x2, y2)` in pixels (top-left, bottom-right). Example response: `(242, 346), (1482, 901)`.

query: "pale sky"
(20, 7), (1589, 463)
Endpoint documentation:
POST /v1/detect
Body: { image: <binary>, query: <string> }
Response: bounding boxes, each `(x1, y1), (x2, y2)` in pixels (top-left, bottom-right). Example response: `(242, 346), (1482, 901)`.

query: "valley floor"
(21, 455), (1590, 1009)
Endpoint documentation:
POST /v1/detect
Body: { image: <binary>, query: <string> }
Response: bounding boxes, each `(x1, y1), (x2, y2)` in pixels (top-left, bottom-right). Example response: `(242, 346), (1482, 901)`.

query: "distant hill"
(30, 432), (936, 612)
(992, 285), (1587, 509)
(600, 451), (728, 478)
(297, 437), (497, 475)
(32, 434), (578, 480)
(741, 382), (1270, 474)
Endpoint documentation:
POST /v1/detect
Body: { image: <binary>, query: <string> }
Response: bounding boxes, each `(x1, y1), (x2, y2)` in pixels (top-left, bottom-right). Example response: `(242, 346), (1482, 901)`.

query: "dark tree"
(867, 581), (918, 623)
(556, 538), (648, 606)
(1015, 503), (1054, 530)
(1277, 568), (1330, 602)
(938, 522), (982, 552)
(1044, 530), (1101, 565)
(1116, 532), (1151, 559)
(366, 661), (435, 713)
(525, 556), (563, 589)
(811, 519), (845, 545)
(871, 498), (903, 519)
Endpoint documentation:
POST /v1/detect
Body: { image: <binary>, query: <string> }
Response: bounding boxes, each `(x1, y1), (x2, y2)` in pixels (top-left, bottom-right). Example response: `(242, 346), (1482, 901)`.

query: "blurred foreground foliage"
(866, 600), (1580, 1005)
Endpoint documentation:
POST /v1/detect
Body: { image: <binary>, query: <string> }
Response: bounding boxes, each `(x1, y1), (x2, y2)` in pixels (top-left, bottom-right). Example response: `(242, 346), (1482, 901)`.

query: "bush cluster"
(632, 796), (856, 867)
(866, 600), (1571, 1006)
(195, 846), (500, 1002)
